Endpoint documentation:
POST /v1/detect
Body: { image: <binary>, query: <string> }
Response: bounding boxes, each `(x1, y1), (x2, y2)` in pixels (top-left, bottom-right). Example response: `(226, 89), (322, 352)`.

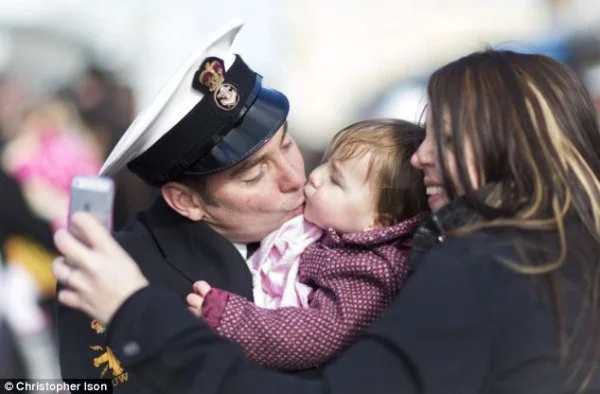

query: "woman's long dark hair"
(427, 49), (600, 389)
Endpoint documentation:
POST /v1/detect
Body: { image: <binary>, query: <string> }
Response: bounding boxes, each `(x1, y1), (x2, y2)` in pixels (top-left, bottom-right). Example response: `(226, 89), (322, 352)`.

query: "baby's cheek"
(306, 198), (326, 224)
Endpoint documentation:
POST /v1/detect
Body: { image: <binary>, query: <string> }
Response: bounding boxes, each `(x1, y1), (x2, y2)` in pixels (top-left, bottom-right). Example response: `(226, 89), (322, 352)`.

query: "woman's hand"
(186, 281), (212, 318)
(53, 212), (149, 324)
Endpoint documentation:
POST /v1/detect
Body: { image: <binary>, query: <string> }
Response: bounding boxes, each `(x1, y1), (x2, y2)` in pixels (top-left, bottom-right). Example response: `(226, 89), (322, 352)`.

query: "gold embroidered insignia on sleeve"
(90, 320), (129, 386)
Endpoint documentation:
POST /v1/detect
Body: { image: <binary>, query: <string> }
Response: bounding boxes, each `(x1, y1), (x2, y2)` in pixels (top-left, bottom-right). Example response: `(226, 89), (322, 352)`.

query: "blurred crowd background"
(1, 0), (600, 386)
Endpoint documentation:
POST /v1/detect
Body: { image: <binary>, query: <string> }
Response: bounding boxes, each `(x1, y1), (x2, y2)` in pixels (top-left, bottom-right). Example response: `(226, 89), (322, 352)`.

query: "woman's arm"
(106, 285), (419, 394)
(106, 244), (490, 394)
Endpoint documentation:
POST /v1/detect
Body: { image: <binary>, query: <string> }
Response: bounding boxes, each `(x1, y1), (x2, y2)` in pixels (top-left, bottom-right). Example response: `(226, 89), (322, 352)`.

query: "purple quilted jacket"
(202, 213), (425, 371)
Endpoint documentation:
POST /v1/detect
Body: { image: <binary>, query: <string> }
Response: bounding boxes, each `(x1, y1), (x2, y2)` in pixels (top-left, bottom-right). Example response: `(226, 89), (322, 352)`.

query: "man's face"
(200, 124), (306, 243)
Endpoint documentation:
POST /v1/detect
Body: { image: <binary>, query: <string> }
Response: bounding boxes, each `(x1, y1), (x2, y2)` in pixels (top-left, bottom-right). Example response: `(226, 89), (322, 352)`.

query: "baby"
(187, 119), (428, 370)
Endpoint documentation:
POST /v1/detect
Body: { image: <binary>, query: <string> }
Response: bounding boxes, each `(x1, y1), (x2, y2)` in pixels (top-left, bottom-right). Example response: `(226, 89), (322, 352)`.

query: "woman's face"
(410, 110), (480, 212)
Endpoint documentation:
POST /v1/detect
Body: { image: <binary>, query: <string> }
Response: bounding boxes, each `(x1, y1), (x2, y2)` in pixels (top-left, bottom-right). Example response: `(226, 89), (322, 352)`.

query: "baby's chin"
(303, 208), (322, 228)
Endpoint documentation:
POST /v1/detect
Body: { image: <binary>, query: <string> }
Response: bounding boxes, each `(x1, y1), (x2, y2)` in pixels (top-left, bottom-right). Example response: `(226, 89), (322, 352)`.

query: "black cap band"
(127, 55), (288, 186)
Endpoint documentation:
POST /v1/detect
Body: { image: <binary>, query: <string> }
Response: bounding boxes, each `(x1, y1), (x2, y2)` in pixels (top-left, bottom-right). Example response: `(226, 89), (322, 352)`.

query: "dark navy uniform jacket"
(104, 201), (600, 393)
(57, 197), (254, 392)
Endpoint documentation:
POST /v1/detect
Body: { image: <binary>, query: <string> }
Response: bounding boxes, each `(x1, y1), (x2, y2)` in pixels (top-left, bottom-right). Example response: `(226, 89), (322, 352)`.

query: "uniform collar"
(232, 243), (247, 260)
(138, 197), (252, 297)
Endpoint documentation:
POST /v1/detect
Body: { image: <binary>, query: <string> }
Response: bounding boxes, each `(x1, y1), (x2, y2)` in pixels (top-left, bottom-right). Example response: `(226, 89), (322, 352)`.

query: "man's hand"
(186, 281), (212, 318)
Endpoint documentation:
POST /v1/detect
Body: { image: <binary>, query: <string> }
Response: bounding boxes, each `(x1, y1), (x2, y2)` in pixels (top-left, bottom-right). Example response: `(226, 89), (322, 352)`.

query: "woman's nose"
(410, 150), (422, 169)
(411, 139), (433, 170)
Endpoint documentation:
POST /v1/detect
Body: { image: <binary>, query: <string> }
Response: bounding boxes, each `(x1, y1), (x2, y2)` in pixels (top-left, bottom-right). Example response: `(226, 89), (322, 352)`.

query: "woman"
(53, 49), (600, 393)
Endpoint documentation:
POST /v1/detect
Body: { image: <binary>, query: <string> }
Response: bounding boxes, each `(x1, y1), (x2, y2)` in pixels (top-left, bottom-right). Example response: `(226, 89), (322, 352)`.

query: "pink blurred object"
(10, 128), (101, 230)
(12, 128), (100, 195)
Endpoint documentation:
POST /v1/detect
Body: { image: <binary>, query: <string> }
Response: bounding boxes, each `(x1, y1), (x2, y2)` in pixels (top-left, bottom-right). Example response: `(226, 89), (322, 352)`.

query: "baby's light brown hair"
(324, 119), (429, 226)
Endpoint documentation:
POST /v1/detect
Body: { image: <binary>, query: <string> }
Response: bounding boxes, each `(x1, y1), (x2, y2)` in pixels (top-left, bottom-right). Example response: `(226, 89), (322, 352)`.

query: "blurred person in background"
(2, 97), (102, 231)
(0, 54), (128, 382)
(65, 66), (154, 230)
(55, 49), (600, 393)
(0, 79), (94, 381)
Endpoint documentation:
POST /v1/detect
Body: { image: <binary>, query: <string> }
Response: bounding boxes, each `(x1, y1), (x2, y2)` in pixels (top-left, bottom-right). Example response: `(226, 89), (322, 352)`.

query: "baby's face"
(303, 154), (378, 233)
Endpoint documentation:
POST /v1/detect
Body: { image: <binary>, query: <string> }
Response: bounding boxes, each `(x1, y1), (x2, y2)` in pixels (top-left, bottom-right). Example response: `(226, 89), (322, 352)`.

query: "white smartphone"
(68, 176), (115, 241)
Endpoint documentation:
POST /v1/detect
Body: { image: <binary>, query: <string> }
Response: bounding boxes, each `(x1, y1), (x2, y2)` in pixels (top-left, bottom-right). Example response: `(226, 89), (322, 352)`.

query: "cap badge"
(198, 59), (240, 111)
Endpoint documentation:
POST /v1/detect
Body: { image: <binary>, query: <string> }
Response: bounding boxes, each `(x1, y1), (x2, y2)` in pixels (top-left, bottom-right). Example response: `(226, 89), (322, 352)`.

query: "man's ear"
(160, 182), (207, 221)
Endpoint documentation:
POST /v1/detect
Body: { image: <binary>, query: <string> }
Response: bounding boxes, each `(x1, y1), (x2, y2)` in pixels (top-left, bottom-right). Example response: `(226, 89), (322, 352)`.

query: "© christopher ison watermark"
(2, 379), (112, 393)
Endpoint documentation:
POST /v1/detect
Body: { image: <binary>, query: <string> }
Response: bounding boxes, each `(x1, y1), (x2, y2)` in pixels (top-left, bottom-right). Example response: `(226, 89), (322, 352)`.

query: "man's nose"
(279, 160), (306, 193)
